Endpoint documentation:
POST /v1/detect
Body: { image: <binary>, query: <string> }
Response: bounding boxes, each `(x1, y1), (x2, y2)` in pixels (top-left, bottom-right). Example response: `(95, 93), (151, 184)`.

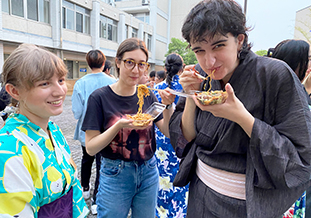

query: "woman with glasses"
(81, 38), (175, 218)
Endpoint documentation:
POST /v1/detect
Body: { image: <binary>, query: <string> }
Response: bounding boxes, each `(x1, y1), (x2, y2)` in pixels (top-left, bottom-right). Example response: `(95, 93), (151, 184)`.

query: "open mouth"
(48, 100), (62, 105)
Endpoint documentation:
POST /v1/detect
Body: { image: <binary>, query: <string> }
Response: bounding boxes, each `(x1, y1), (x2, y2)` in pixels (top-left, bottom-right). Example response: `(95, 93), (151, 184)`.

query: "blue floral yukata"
(153, 75), (189, 218)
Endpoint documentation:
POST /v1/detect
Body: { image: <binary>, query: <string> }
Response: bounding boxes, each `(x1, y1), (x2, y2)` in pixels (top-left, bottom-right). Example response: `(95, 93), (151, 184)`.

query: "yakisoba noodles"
(137, 84), (150, 113)
(126, 84), (153, 126)
(193, 67), (228, 105)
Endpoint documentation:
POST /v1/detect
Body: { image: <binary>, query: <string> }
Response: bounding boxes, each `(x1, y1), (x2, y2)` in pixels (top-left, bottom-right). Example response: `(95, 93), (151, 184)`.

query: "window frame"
(2, 0), (50, 24)
(100, 15), (118, 42)
(62, 0), (90, 34)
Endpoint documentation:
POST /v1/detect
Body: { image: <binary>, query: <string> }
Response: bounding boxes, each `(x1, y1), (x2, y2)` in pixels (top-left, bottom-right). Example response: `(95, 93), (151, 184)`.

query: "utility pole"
(244, 0), (247, 15)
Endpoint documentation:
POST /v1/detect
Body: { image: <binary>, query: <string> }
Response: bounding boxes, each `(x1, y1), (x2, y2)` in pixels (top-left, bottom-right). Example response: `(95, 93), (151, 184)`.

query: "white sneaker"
(82, 183), (91, 199)
(82, 188), (90, 199)
(91, 204), (98, 215)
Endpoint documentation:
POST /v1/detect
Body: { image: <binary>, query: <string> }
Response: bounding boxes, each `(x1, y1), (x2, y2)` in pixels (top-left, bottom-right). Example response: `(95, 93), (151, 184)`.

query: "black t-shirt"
(81, 85), (163, 161)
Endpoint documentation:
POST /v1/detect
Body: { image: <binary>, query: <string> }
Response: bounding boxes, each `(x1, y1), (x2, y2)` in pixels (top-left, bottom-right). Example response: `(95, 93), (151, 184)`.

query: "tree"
(165, 38), (198, 65)
(295, 8), (311, 44)
(255, 50), (268, 56)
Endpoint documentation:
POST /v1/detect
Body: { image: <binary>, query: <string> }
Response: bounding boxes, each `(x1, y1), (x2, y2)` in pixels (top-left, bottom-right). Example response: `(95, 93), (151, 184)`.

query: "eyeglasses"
(122, 59), (150, 72)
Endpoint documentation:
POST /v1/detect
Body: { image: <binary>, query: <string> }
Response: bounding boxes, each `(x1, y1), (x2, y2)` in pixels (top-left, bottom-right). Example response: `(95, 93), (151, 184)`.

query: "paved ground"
(50, 95), (98, 218)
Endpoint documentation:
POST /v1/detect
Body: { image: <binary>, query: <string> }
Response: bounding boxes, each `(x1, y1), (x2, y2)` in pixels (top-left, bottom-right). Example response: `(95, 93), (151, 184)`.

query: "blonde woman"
(0, 44), (88, 217)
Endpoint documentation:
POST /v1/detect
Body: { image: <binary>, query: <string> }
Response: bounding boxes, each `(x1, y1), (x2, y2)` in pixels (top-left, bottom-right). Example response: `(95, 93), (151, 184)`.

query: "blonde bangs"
(2, 44), (67, 90)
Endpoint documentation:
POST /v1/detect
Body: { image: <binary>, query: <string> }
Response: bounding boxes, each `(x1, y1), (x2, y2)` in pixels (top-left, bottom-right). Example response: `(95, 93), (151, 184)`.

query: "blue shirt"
(72, 72), (116, 146)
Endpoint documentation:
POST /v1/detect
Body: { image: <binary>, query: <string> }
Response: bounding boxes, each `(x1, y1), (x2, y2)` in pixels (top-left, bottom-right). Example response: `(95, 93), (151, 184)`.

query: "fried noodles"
(193, 67), (227, 105)
(127, 84), (152, 126)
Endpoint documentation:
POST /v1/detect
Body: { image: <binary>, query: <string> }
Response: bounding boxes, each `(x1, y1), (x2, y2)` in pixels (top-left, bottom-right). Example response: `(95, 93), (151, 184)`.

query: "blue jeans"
(96, 156), (159, 218)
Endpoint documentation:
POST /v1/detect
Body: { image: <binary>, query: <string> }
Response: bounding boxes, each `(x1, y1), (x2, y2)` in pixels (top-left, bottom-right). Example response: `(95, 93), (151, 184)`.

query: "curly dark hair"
(182, 0), (252, 54)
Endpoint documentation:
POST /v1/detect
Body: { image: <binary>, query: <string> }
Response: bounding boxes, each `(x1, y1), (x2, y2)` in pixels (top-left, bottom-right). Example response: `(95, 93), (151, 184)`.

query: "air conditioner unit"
(142, 0), (149, 6)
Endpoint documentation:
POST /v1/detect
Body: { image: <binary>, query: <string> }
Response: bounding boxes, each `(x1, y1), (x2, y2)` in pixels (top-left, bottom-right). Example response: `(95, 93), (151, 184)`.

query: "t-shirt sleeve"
(81, 92), (104, 132)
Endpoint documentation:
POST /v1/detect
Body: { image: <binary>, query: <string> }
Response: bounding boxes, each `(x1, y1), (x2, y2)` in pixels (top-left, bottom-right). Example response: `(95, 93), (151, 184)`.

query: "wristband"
(165, 104), (172, 109)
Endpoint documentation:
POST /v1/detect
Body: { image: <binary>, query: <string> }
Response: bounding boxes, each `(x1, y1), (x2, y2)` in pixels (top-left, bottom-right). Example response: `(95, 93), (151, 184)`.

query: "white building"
(0, 0), (201, 94)
(294, 5), (311, 45)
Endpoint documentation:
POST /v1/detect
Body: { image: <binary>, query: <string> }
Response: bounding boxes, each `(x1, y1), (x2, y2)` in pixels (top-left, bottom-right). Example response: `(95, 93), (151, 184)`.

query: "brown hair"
(115, 38), (148, 77)
(86, 49), (106, 69)
(1, 44), (67, 90)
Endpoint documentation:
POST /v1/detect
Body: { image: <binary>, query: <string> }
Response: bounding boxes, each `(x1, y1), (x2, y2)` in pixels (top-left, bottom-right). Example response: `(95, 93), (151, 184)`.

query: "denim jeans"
(96, 156), (159, 218)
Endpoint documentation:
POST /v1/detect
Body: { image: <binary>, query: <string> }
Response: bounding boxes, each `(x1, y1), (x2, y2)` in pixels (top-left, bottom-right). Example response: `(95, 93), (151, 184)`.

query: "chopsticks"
(148, 87), (193, 98)
(194, 72), (208, 80)
(148, 88), (161, 91)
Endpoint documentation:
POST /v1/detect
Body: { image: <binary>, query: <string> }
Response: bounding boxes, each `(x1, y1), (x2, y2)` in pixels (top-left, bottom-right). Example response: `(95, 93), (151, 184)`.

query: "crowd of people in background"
(0, 0), (311, 218)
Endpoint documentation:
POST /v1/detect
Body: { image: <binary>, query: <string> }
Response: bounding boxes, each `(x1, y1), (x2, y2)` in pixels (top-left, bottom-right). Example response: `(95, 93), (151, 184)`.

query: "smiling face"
(191, 33), (244, 84)
(17, 73), (67, 124)
(116, 49), (148, 87)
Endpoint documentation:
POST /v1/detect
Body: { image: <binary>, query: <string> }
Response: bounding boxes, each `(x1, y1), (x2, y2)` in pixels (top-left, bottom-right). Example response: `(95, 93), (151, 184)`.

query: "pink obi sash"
(196, 159), (246, 200)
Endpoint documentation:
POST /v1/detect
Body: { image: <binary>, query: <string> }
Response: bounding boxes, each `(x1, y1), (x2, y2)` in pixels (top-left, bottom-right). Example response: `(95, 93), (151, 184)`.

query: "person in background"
(103, 60), (117, 79)
(304, 67), (311, 99)
(153, 53), (189, 218)
(146, 70), (156, 88)
(72, 49), (116, 215)
(155, 70), (166, 84)
(82, 38), (175, 218)
(169, 0), (311, 217)
(269, 39), (310, 218)
(0, 43), (88, 217)
(0, 86), (12, 121)
(149, 70), (156, 82)
(138, 70), (149, 85)
(271, 39), (311, 103)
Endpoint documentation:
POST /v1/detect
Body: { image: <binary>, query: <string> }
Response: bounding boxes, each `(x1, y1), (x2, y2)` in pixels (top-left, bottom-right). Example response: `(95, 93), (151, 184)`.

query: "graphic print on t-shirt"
(109, 119), (153, 161)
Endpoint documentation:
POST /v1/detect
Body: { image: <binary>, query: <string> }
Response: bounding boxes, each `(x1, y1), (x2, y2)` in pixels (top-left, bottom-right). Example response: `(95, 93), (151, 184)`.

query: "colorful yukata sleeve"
(0, 133), (43, 217)
(0, 118), (89, 218)
(283, 191), (306, 218)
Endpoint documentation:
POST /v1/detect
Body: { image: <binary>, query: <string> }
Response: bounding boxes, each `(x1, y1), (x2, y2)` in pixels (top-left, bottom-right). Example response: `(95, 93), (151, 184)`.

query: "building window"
(100, 15), (118, 42)
(27, 0), (38, 21)
(2, 0), (10, 13)
(62, 0), (90, 34)
(132, 12), (149, 24)
(132, 28), (138, 38)
(39, 0), (50, 23)
(147, 34), (151, 51)
(2, 0), (49, 23)
(64, 60), (73, 79)
(12, 0), (24, 17)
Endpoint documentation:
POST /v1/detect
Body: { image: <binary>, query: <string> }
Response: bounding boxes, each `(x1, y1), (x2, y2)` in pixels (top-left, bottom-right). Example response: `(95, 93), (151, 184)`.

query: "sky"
(234, 0), (311, 52)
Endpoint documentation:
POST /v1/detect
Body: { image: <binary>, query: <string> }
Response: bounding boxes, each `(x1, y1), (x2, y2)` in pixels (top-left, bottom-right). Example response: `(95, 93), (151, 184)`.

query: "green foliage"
(255, 50), (268, 56)
(165, 38), (198, 65)
(295, 8), (311, 44)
